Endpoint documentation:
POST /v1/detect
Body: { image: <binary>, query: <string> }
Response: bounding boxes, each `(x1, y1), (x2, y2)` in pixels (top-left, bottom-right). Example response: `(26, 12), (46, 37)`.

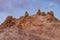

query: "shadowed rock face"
(1, 16), (16, 28)
(36, 9), (41, 15)
(47, 11), (54, 16)
(0, 9), (60, 40)
(24, 11), (29, 17)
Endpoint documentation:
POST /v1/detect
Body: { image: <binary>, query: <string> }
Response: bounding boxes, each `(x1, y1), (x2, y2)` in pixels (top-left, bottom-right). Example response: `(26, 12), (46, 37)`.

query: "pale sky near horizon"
(0, 0), (60, 24)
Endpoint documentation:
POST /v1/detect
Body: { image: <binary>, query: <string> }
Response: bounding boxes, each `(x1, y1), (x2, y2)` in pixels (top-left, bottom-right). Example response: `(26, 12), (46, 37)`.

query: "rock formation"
(24, 11), (29, 17)
(47, 11), (54, 16)
(1, 16), (16, 28)
(41, 12), (46, 16)
(0, 9), (60, 40)
(36, 9), (41, 15)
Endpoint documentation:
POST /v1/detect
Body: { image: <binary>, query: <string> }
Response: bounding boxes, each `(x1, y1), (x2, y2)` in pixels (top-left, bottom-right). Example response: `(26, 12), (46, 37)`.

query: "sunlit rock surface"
(0, 10), (60, 40)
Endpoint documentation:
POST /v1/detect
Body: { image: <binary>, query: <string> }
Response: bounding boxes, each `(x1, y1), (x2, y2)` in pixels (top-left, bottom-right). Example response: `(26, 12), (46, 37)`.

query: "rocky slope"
(0, 9), (60, 40)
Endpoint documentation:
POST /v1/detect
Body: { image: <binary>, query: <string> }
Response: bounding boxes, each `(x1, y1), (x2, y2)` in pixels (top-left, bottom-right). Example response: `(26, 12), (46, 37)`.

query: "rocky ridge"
(0, 9), (60, 40)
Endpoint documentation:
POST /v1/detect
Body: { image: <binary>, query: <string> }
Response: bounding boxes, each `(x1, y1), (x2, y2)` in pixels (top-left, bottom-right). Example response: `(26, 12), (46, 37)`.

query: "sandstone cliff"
(0, 9), (60, 40)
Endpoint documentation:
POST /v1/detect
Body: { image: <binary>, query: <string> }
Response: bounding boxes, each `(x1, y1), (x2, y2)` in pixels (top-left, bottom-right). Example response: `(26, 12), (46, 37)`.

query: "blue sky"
(0, 0), (60, 24)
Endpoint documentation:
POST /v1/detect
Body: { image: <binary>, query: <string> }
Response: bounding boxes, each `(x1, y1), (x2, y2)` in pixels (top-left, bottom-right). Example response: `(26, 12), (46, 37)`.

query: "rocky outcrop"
(47, 11), (54, 16)
(24, 11), (29, 17)
(36, 9), (41, 15)
(1, 9), (60, 29)
(0, 9), (60, 40)
(1, 16), (16, 27)
(41, 12), (46, 16)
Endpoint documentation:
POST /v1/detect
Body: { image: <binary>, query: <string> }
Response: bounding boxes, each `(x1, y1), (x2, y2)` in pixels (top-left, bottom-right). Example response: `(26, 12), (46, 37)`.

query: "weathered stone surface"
(1, 16), (16, 27)
(36, 9), (41, 15)
(0, 10), (60, 40)
(41, 12), (46, 16)
(24, 11), (29, 17)
(47, 11), (54, 16)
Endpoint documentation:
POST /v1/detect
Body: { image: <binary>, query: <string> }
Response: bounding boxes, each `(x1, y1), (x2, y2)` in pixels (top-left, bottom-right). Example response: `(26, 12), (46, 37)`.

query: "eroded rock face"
(24, 11), (29, 17)
(0, 10), (60, 40)
(36, 9), (41, 15)
(1, 16), (16, 28)
(47, 11), (54, 16)
(41, 12), (46, 16)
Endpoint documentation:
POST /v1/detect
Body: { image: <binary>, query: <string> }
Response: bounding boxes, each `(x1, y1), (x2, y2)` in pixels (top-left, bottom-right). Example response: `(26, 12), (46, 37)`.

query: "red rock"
(47, 11), (54, 16)
(0, 10), (60, 40)
(36, 9), (41, 15)
(24, 11), (29, 17)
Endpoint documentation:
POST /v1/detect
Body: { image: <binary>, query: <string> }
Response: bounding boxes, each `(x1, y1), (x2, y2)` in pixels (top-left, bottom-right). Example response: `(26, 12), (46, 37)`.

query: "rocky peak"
(0, 9), (60, 40)
(1, 16), (16, 27)
(24, 11), (29, 17)
(1, 10), (59, 28)
(41, 12), (46, 16)
(36, 9), (41, 15)
(47, 11), (54, 16)
(5, 16), (13, 20)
